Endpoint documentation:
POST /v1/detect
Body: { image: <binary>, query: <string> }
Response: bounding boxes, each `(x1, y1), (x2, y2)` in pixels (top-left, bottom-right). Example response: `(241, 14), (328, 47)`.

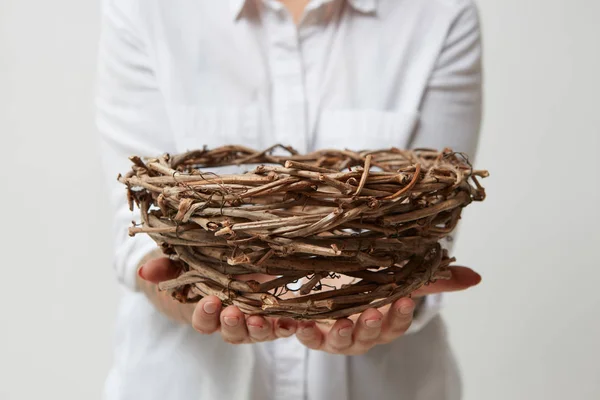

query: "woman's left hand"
(295, 266), (481, 355)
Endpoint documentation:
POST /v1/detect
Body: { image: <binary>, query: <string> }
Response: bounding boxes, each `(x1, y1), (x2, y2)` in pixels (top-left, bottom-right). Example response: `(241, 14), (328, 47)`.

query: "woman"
(97, 0), (483, 399)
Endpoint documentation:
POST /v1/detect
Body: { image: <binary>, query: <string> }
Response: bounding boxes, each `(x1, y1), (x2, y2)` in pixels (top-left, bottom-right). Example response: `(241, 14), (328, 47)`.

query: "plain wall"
(0, 1), (598, 400)
(442, 1), (600, 399)
(0, 1), (116, 399)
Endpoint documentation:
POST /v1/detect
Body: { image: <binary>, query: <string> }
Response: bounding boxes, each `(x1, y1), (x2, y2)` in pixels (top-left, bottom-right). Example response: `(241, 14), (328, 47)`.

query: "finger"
(380, 297), (414, 343)
(324, 319), (354, 353)
(412, 266), (482, 297)
(138, 257), (180, 284)
(220, 306), (249, 344)
(246, 315), (274, 342)
(191, 295), (222, 334)
(296, 321), (324, 350)
(353, 308), (384, 348)
(274, 318), (297, 338)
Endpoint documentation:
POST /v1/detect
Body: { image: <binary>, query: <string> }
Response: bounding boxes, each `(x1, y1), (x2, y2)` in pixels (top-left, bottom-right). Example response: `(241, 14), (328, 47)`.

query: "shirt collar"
(229, 0), (248, 20)
(230, 0), (378, 21)
(346, 0), (378, 13)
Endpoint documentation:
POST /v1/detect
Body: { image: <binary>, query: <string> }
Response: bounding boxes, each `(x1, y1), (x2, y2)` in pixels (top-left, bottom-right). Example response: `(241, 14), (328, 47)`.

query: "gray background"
(1, 0), (598, 399)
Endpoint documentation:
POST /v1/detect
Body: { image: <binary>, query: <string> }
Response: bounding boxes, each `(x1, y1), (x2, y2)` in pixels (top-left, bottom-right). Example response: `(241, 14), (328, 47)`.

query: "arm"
(406, 0), (484, 334)
(96, 0), (175, 292)
(411, 1), (483, 158)
(96, 0), (296, 340)
(96, 0), (400, 345)
(294, 1), (484, 352)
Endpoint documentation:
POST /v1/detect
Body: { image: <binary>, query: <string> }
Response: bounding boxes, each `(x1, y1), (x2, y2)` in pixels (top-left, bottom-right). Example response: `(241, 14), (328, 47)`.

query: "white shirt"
(96, 0), (482, 399)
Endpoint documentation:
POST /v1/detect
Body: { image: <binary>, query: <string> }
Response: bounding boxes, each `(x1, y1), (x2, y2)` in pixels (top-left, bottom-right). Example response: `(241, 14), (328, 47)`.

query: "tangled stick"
(120, 145), (488, 319)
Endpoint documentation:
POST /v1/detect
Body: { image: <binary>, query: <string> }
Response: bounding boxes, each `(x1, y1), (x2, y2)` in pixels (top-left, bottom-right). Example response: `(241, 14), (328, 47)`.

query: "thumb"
(412, 266), (482, 297)
(138, 257), (181, 284)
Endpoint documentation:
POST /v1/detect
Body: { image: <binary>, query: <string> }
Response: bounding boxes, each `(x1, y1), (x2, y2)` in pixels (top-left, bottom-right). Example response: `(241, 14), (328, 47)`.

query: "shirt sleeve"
(96, 0), (176, 291)
(406, 0), (483, 334)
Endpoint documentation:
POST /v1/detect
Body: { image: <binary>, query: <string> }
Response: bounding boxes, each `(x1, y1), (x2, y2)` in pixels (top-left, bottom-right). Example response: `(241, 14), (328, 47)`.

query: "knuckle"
(387, 326), (409, 338)
(191, 313), (217, 332)
(356, 330), (380, 342)
(394, 310), (413, 321)
(192, 324), (212, 335)
(249, 332), (270, 341)
(392, 315), (413, 329)
(326, 344), (360, 355)
(391, 323), (410, 335)
(222, 336), (246, 345)
(298, 337), (321, 350)
(250, 335), (276, 343)
(328, 340), (352, 352)
(354, 338), (377, 348)
(191, 319), (210, 334)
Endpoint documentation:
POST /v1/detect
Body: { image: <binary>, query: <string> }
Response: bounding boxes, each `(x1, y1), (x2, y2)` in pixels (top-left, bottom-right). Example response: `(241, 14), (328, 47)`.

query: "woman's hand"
(137, 256), (298, 344)
(295, 266), (481, 355)
(137, 254), (480, 351)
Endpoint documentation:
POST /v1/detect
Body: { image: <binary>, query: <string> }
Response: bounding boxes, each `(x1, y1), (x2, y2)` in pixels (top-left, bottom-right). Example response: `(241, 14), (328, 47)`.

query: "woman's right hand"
(137, 256), (298, 344)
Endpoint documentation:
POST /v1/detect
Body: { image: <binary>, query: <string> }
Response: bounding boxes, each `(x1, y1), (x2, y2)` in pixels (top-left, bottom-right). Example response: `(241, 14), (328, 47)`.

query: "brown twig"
(120, 145), (487, 319)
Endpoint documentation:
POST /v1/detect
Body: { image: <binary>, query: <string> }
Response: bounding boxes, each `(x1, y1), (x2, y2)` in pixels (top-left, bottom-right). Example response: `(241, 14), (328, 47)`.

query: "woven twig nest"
(119, 145), (487, 319)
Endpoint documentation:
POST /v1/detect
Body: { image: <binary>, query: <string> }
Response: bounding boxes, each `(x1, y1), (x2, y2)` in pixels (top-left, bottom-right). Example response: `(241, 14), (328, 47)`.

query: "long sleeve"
(96, 0), (175, 291)
(411, 1), (483, 158)
(406, 0), (483, 334)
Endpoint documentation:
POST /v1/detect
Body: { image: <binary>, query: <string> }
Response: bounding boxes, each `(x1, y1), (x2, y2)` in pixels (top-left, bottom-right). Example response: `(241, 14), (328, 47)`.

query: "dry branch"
(120, 145), (487, 319)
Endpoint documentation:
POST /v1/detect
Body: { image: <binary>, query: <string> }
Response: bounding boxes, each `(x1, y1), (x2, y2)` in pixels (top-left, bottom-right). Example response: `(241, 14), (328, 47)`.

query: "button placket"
(261, 5), (309, 400)
(272, 337), (308, 400)
(263, 3), (309, 153)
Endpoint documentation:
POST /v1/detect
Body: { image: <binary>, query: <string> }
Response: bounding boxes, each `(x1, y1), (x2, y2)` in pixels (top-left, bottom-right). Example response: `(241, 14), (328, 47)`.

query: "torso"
(143, 0), (461, 155)
(103, 0), (481, 398)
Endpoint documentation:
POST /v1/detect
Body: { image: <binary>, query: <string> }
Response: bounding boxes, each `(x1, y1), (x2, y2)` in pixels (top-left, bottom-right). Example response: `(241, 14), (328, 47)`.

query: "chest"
(146, 0), (443, 153)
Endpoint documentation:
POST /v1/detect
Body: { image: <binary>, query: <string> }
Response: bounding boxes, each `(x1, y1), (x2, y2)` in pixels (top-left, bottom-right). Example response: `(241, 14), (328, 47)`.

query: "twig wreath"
(119, 145), (487, 319)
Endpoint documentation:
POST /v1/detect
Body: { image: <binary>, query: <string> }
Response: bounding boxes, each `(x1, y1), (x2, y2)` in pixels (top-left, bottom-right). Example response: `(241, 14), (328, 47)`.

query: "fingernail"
(365, 319), (382, 328)
(399, 305), (415, 315)
(277, 321), (290, 331)
(203, 302), (218, 315)
(137, 265), (146, 279)
(247, 322), (264, 330)
(277, 322), (294, 335)
(224, 316), (239, 327)
(338, 327), (353, 337)
(279, 327), (293, 337)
